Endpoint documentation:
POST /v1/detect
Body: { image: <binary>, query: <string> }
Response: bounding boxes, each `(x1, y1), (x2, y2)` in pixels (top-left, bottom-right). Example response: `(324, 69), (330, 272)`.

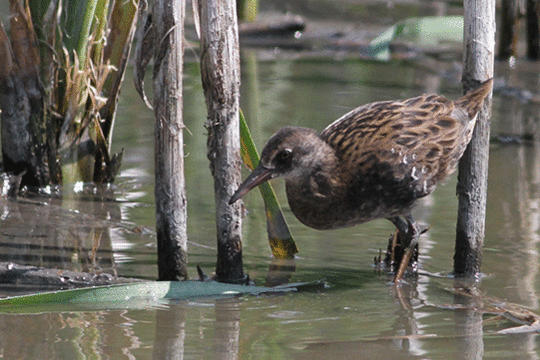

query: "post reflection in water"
(452, 283), (484, 360)
(153, 305), (187, 359)
(150, 298), (242, 360)
(214, 299), (242, 360)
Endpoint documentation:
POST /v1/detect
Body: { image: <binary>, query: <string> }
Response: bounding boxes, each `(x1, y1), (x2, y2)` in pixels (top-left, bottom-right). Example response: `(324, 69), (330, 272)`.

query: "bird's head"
(229, 127), (327, 204)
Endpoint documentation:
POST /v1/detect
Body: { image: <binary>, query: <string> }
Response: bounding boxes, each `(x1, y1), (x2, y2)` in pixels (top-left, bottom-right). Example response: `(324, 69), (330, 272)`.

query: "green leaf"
(370, 16), (463, 60)
(238, 0), (259, 22)
(89, 0), (110, 65)
(63, 0), (99, 66)
(239, 110), (299, 258)
(99, 0), (138, 147)
(0, 281), (323, 314)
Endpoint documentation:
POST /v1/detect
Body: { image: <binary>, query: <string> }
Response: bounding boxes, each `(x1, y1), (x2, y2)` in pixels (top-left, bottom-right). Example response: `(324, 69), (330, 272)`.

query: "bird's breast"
(284, 171), (418, 230)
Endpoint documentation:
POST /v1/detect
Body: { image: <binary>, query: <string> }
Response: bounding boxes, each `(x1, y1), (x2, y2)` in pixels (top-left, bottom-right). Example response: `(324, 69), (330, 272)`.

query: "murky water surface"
(3, 2), (540, 359)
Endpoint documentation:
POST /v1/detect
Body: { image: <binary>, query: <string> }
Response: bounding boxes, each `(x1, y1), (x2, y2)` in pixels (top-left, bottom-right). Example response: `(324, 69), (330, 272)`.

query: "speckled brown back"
(320, 79), (492, 201)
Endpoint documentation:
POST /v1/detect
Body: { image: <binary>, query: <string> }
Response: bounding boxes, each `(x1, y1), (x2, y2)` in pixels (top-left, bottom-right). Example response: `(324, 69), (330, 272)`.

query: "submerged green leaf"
(0, 281), (323, 314)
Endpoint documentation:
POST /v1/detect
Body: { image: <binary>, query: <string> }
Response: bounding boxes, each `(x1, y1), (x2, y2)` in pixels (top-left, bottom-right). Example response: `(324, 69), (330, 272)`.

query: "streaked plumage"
(230, 79), (493, 281)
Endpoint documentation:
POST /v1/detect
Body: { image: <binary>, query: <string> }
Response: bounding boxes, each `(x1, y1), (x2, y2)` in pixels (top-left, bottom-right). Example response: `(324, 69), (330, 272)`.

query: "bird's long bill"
(229, 165), (273, 205)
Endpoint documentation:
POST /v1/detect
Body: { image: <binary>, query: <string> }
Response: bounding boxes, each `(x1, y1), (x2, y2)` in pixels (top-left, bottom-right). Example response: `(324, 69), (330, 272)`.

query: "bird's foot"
(380, 229), (418, 279)
(385, 222), (429, 282)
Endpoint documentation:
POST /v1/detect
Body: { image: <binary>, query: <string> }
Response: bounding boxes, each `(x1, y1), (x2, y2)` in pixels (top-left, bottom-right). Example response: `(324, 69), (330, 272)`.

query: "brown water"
(3, 3), (540, 359)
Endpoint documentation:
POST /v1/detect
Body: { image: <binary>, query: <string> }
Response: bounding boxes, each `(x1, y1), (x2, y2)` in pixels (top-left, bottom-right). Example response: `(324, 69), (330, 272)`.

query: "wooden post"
(199, 0), (246, 283)
(454, 0), (495, 277)
(527, 0), (540, 60)
(152, 0), (188, 280)
(498, 0), (521, 59)
(0, 1), (50, 187)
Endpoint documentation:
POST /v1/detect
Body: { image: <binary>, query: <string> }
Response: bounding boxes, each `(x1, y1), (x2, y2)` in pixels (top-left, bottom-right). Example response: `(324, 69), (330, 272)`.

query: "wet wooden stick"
(454, 0), (495, 277)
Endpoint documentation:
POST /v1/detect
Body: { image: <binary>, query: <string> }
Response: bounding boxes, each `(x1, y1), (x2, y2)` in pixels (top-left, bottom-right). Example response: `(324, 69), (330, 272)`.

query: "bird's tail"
(456, 78), (493, 119)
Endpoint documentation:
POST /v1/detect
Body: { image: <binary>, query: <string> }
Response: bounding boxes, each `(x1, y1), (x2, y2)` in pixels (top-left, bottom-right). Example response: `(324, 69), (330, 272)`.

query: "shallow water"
(3, 4), (540, 360)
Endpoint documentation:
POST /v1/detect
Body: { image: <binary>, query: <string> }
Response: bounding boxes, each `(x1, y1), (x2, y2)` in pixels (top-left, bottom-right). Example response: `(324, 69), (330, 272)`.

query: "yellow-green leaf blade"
(239, 110), (298, 258)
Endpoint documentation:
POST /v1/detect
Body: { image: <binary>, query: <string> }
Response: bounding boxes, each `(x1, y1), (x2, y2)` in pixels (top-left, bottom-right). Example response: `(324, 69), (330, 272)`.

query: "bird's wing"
(320, 94), (468, 198)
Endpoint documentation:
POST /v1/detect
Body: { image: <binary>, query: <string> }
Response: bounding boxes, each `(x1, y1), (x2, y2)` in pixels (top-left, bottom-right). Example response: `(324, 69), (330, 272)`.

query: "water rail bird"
(230, 79), (493, 282)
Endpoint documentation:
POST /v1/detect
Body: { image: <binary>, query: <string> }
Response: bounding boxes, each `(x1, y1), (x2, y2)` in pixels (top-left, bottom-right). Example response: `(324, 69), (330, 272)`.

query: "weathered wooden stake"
(153, 0), (188, 280)
(0, 2), (49, 187)
(199, 0), (246, 283)
(498, 0), (521, 59)
(454, 0), (495, 277)
(527, 0), (540, 59)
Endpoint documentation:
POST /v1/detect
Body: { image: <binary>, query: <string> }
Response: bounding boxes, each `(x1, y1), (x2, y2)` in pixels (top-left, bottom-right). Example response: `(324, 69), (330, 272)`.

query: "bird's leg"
(384, 216), (408, 270)
(385, 217), (407, 269)
(384, 217), (409, 271)
(388, 216), (408, 234)
(393, 214), (420, 282)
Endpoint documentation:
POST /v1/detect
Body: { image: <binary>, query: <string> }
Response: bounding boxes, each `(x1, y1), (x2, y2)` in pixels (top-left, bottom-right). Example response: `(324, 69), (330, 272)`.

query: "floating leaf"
(0, 280), (323, 314)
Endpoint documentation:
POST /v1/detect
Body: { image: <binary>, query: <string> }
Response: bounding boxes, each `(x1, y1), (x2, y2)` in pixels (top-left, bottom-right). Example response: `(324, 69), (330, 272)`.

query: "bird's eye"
(279, 149), (292, 161)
